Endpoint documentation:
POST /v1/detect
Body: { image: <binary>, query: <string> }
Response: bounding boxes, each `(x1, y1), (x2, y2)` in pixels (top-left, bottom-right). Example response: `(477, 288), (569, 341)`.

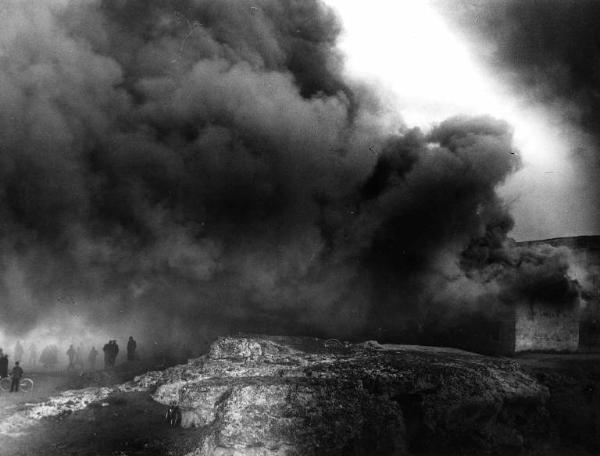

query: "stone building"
(487, 236), (599, 355)
(520, 236), (600, 353)
(428, 236), (599, 356)
(446, 302), (580, 356)
(513, 302), (580, 352)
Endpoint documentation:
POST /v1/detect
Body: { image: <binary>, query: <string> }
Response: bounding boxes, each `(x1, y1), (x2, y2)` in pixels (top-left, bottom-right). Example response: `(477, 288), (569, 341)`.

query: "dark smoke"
(0, 0), (581, 343)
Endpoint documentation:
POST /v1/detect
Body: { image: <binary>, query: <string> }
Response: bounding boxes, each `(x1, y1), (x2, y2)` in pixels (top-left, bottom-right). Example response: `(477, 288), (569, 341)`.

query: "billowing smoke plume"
(0, 0), (580, 344)
(356, 118), (580, 332)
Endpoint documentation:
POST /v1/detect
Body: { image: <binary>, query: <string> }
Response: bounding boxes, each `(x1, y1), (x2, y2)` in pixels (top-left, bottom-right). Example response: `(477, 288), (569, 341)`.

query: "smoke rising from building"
(0, 0), (582, 342)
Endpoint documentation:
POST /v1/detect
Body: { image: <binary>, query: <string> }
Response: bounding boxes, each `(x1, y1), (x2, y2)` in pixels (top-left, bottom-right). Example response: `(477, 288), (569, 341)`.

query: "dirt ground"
(0, 356), (202, 456)
(3, 391), (208, 456)
(516, 353), (600, 455)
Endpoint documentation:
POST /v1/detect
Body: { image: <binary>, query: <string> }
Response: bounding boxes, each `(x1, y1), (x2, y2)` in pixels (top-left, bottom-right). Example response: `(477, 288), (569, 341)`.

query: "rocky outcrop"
(129, 336), (550, 455)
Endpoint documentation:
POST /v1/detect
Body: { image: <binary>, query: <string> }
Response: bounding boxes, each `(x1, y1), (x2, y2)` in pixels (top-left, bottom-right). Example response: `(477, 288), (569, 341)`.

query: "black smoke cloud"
(0, 0), (579, 342)
(434, 0), (600, 234)
(356, 117), (579, 331)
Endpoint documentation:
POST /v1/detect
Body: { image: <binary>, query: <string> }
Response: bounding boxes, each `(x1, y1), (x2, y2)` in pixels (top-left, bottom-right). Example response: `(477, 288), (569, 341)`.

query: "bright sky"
(323, 0), (590, 240)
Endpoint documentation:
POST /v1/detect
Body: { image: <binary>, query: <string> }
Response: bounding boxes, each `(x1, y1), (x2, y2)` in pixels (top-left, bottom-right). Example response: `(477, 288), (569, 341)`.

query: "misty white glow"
(324, 0), (560, 162)
(324, 0), (580, 239)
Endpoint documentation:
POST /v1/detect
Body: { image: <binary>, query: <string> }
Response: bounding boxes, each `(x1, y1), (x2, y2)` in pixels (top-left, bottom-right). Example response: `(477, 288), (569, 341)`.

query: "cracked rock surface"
(127, 336), (549, 455)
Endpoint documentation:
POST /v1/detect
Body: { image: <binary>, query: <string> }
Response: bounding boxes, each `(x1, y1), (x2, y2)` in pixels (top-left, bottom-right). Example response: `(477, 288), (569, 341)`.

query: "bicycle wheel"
(0, 377), (10, 392)
(19, 378), (33, 393)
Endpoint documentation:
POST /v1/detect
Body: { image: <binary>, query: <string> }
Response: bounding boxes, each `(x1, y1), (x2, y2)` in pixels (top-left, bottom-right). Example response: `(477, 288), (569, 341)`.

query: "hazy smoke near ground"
(0, 0), (581, 343)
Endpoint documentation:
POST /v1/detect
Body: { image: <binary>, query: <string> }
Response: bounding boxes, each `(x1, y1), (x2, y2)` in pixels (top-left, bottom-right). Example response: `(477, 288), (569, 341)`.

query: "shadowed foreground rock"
(128, 336), (550, 455)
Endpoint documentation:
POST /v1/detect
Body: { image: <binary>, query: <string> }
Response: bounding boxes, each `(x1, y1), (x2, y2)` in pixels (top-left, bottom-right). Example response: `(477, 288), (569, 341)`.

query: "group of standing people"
(0, 334), (142, 396)
(10, 341), (37, 368)
(0, 336), (138, 375)
(102, 336), (138, 368)
(103, 340), (119, 368)
(64, 345), (101, 371)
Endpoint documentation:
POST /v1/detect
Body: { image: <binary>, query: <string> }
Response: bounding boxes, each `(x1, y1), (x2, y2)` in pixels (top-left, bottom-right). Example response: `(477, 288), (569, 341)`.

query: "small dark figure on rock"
(165, 403), (202, 429)
(165, 404), (182, 428)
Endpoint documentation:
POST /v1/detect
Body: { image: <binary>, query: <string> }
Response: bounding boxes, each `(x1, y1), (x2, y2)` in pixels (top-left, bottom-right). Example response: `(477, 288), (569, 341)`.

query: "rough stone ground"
(516, 353), (600, 455)
(0, 336), (599, 455)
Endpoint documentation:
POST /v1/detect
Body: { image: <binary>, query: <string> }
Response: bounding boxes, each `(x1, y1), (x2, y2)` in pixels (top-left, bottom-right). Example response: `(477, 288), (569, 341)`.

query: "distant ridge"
(517, 235), (600, 253)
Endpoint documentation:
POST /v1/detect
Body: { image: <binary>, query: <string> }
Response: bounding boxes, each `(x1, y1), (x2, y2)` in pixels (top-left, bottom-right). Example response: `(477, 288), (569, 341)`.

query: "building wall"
(517, 236), (600, 353)
(514, 302), (579, 352)
(579, 299), (600, 352)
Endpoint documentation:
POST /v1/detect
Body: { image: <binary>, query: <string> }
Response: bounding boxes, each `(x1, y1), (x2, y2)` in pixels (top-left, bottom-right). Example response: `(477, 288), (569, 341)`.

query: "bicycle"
(0, 376), (34, 393)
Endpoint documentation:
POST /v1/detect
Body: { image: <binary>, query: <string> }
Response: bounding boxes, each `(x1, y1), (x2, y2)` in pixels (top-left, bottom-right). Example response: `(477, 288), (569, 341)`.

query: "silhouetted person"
(102, 340), (112, 369)
(66, 344), (76, 370)
(28, 343), (37, 368)
(14, 341), (23, 363)
(0, 350), (8, 378)
(111, 340), (119, 366)
(88, 347), (98, 370)
(127, 336), (137, 361)
(10, 362), (23, 392)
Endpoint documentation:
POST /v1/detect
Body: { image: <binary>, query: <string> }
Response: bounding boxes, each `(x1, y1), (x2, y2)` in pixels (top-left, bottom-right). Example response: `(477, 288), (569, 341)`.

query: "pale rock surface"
(131, 336), (549, 455)
(0, 336), (551, 455)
